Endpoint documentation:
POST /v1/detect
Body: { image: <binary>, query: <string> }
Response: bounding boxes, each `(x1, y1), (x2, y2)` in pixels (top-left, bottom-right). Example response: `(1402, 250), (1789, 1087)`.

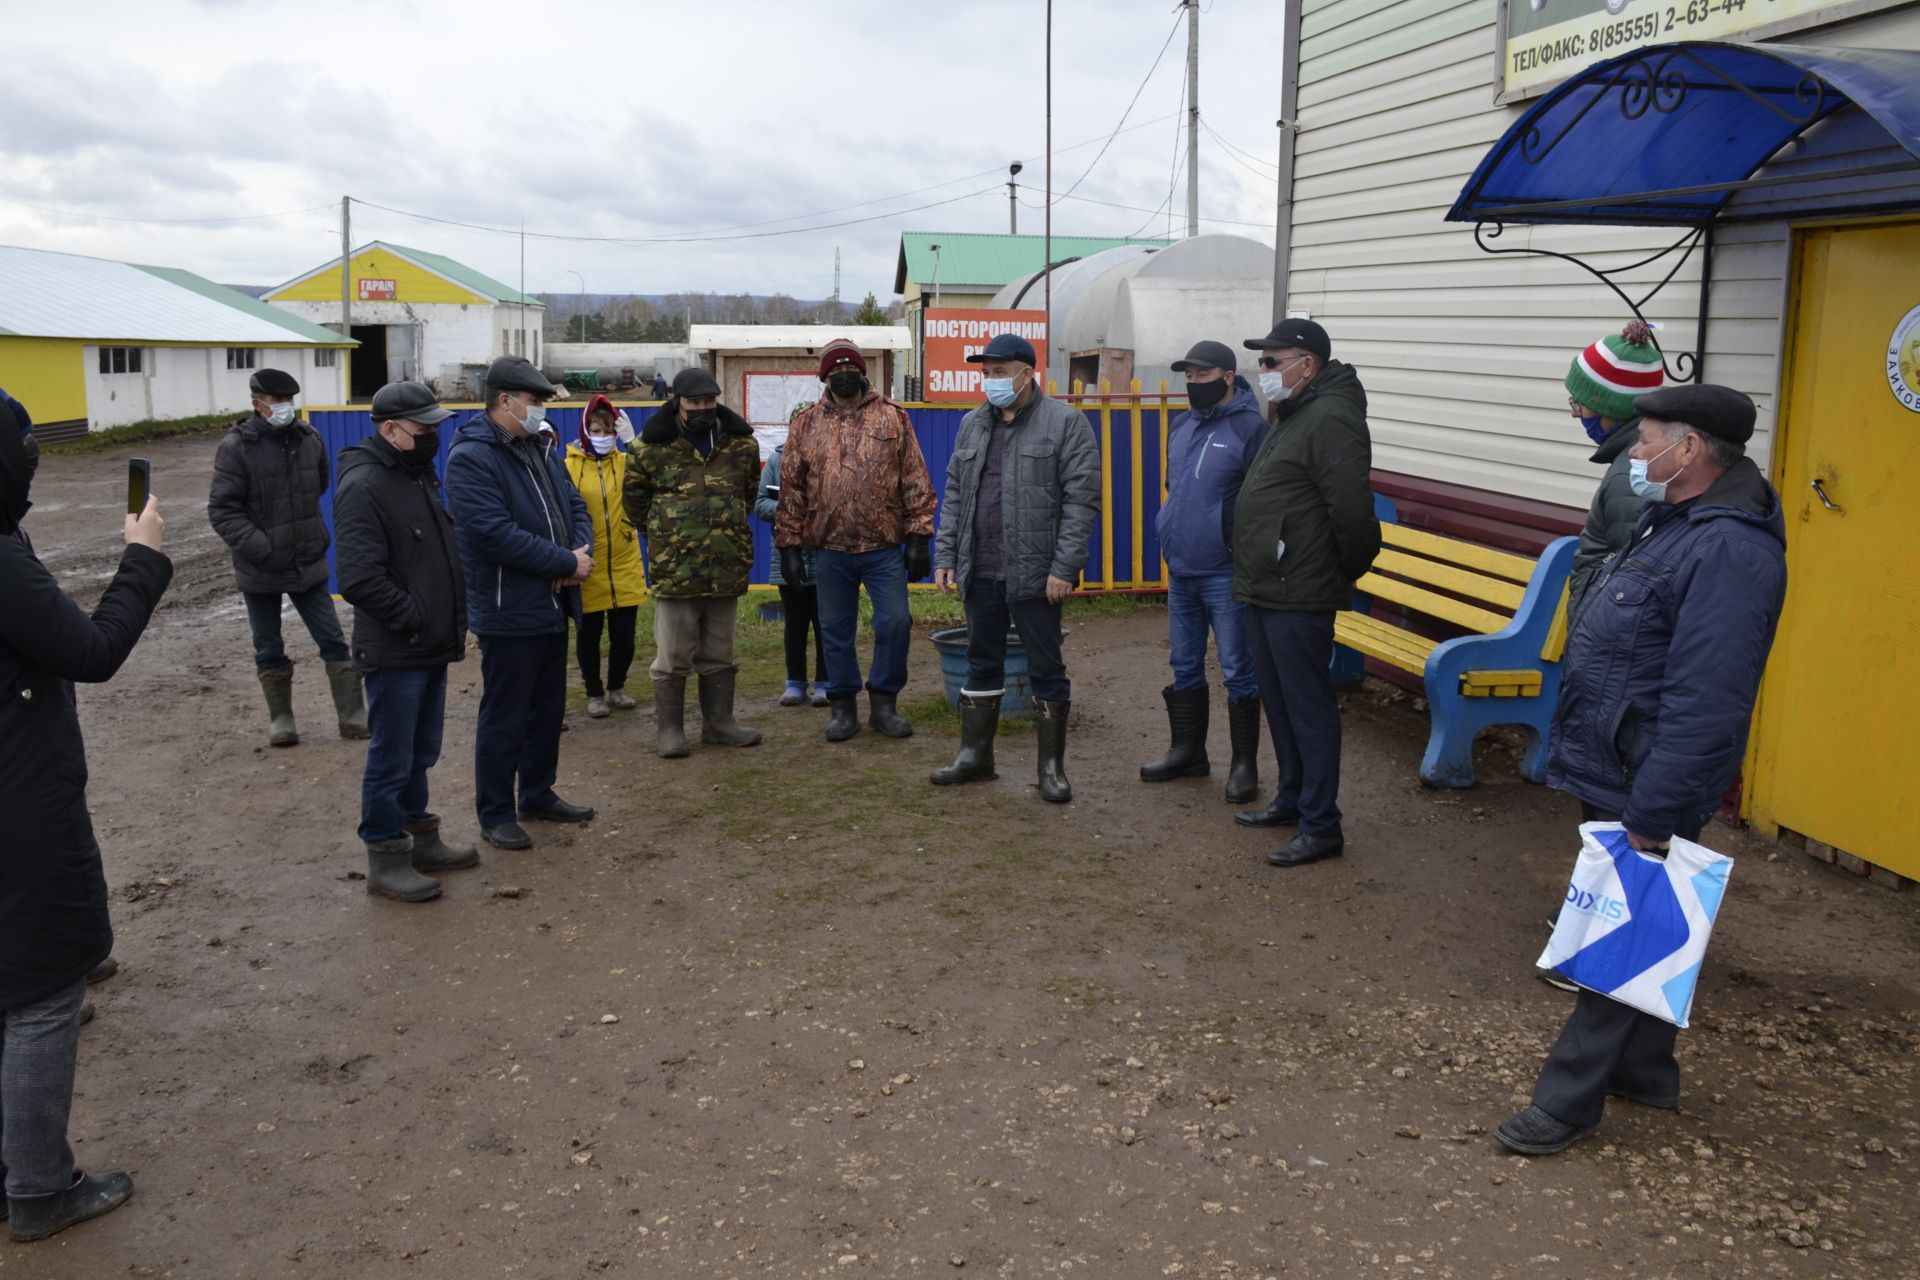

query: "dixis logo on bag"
(1565, 884), (1628, 923)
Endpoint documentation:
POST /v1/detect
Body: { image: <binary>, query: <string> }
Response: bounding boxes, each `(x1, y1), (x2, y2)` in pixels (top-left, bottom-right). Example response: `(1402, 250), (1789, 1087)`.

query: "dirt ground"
(7, 433), (1917, 1280)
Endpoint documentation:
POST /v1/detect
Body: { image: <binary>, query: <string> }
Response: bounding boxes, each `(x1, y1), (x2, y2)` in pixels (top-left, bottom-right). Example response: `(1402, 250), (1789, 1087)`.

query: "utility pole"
(1186, 0), (1200, 238)
(1044, 0), (1052, 334)
(565, 269), (584, 342)
(833, 247), (841, 306)
(1008, 162), (1023, 234)
(339, 195), (352, 337)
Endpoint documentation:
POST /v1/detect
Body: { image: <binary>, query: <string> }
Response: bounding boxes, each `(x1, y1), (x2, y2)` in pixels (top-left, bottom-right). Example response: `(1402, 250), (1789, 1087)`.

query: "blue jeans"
(814, 547), (911, 699)
(0, 977), (87, 1199)
(359, 665), (449, 843)
(1167, 573), (1257, 700)
(243, 585), (349, 669)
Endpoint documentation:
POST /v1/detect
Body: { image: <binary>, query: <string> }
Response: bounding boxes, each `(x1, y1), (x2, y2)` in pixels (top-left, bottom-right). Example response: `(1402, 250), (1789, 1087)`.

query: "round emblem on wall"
(1891, 304), (1920, 414)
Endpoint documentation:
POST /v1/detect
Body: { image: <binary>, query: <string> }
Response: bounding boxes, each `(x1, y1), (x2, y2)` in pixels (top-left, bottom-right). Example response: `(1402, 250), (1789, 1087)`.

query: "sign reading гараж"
(1500, 0), (1906, 98)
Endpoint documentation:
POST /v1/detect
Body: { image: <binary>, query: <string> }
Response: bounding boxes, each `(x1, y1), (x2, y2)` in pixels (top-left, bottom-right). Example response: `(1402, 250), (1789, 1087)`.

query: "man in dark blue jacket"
(1498, 383), (1788, 1157)
(444, 356), (596, 851)
(1142, 340), (1268, 802)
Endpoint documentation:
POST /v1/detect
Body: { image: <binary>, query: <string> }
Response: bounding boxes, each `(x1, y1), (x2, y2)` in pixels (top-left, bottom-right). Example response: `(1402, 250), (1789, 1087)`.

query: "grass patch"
(41, 412), (235, 455)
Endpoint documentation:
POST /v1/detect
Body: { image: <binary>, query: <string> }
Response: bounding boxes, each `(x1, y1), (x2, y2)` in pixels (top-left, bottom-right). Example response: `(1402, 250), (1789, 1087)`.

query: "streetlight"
(564, 269), (585, 341)
(1008, 162), (1023, 235)
(929, 243), (943, 308)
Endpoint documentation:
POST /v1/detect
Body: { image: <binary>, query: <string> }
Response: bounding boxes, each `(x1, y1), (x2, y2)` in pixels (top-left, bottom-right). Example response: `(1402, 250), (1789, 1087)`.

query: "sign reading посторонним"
(1499, 0), (1905, 98)
(920, 308), (1048, 404)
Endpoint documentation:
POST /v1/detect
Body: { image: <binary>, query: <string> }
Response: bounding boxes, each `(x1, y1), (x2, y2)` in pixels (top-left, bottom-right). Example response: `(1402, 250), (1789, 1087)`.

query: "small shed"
(688, 324), (912, 432)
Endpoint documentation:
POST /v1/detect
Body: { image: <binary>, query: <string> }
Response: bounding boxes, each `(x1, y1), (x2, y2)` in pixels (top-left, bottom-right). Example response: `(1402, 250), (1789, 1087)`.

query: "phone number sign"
(1501, 0), (1898, 98)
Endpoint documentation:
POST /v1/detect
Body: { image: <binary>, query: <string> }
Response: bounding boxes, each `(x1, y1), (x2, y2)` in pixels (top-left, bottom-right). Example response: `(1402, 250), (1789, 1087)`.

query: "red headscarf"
(579, 393), (618, 453)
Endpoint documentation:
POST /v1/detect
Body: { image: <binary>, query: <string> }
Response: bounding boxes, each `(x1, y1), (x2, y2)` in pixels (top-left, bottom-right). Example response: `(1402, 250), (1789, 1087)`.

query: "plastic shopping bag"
(1536, 822), (1733, 1028)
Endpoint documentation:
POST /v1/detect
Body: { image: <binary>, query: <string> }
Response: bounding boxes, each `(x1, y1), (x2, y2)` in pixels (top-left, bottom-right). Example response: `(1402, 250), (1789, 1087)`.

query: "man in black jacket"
(207, 368), (367, 747)
(333, 382), (476, 902)
(1231, 319), (1381, 867)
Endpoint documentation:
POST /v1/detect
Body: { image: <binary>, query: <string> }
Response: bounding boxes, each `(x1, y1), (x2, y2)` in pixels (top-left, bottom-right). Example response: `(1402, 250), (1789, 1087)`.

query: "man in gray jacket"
(930, 334), (1099, 802)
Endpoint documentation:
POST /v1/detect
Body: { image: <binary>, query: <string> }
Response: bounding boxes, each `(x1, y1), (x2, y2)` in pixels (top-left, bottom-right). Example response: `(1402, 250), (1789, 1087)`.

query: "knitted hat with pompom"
(1565, 320), (1664, 421)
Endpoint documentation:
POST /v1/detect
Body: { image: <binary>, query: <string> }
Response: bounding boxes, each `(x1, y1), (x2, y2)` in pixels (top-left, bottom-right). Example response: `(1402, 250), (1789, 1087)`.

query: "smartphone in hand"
(127, 458), (152, 515)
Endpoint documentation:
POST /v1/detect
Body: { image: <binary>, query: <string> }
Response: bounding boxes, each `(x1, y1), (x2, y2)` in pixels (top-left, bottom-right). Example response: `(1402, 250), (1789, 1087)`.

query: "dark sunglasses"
(1257, 354), (1303, 371)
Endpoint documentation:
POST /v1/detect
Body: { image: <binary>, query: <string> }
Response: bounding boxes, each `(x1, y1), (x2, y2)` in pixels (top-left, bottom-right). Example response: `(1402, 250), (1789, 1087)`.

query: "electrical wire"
(1200, 118), (1280, 177)
(0, 197), (336, 225)
(1050, 10), (1186, 206)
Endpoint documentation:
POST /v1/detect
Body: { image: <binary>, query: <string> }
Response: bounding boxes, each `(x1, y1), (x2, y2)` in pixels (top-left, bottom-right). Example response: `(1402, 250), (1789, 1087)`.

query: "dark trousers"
(358, 665), (448, 844)
(1247, 607), (1342, 837)
(474, 631), (568, 828)
(1532, 806), (1704, 1127)
(0, 977), (87, 1199)
(777, 585), (827, 684)
(576, 605), (639, 698)
(243, 584), (349, 668)
(962, 578), (1068, 701)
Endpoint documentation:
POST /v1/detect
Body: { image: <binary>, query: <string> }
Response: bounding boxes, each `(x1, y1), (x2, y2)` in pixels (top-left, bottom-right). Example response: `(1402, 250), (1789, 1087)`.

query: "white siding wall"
(81, 345), (345, 428)
(1288, 0), (1920, 511)
(271, 299), (501, 390)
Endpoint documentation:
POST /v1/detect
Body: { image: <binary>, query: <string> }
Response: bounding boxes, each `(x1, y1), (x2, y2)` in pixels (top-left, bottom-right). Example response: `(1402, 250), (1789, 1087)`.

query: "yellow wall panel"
(0, 337), (88, 422)
(269, 248), (486, 305)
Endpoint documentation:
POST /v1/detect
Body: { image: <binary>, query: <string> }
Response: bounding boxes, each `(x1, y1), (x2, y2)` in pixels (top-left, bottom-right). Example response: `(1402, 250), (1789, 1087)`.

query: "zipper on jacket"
(1194, 428), (1217, 479)
(597, 456), (619, 607)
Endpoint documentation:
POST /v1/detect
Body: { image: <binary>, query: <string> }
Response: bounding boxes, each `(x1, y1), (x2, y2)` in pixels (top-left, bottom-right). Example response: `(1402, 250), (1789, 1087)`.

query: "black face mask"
(684, 408), (718, 432)
(20, 435), (39, 488)
(4, 436), (37, 527)
(1186, 378), (1231, 412)
(828, 372), (866, 399)
(403, 429), (440, 463)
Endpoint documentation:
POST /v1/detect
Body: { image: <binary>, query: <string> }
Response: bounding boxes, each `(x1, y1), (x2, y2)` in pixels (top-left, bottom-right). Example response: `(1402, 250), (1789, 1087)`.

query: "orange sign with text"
(920, 308), (1047, 403)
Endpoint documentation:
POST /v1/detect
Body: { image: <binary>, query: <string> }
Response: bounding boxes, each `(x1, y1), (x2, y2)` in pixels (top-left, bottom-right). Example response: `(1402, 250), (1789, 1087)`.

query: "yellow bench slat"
(1459, 669), (1545, 698)
(1354, 573), (1516, 636)
(1371, 548), (1527, 612)
(1336, 611), (1436, 674)
(1382, 523), (1536, 584)
(1540, 583), (1571, 664)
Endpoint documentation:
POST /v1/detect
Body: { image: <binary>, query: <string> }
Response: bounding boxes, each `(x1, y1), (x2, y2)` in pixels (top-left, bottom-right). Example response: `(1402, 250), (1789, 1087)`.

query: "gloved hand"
(780, 547), (807, 586)
(614, 409), (635, 445)
(904, 535), (932, 581)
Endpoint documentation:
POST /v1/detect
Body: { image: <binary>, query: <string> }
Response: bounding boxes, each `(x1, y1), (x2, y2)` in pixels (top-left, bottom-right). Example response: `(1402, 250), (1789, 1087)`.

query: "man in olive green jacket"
(1230, 319), (1381, 867)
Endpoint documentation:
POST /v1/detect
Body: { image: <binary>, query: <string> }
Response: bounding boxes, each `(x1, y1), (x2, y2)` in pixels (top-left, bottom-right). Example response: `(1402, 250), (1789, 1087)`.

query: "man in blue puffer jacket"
(1143, 340), (1268, 803)
(444, 356), (596, 852)
(1499, 383), (1788, 1157)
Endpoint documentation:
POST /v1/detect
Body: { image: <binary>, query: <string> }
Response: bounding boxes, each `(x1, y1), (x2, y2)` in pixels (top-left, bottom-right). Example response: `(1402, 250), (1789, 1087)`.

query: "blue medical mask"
(1628, 437), (1685, 501)
(266, 402), (297, 427)
(1580, 414), (1609, 446)
(983, 375), (1021, 408)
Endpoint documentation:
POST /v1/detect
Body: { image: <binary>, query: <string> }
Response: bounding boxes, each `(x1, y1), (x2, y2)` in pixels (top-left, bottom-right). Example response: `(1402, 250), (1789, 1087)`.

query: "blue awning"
(1448, 41), (1920, 227)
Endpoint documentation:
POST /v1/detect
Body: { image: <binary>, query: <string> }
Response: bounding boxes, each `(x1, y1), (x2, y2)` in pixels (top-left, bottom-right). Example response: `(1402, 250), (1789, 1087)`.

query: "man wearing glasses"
(1229, 319), (1381, 867)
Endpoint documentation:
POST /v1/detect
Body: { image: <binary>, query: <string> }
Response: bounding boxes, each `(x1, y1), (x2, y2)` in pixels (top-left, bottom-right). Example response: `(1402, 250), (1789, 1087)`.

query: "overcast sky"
(0, 0), (1285, 303)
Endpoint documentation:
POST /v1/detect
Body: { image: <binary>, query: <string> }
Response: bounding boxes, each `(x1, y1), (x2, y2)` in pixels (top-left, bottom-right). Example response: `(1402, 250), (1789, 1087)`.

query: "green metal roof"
(894, 231), (1171, 294)
(387, 244), (543, 306)
(134, 265), (357, 345)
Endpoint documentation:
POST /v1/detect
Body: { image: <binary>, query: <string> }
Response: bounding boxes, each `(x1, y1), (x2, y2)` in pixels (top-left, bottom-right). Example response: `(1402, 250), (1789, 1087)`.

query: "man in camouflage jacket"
(622, 368), (762, 757)
(775, 338), (937, 742)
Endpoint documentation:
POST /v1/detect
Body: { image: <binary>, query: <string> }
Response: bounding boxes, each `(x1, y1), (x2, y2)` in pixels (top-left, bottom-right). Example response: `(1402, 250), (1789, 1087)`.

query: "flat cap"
(1172, 339), (1237, 373)
(371, 380), (452, 425)
(671, 367), (722, 397)
(250, 368), (300, 397)
(1245, 318), (1330, 363)
(964, 333), (1038, 366)
(484, 356), (556, 397)
(1633, 383), (1756, 445)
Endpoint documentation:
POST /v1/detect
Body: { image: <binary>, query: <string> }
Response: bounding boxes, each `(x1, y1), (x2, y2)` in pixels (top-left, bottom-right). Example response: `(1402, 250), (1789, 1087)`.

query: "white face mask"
(1258, 372), (1292, 404)
(588, 434), (616, 456)
(1628, 436), (1686, 501)
(266, 402), (297, 427)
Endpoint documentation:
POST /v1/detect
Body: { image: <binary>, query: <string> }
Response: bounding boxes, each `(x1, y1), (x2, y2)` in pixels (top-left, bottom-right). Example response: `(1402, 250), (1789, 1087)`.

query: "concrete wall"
(545, 343), (693, 380)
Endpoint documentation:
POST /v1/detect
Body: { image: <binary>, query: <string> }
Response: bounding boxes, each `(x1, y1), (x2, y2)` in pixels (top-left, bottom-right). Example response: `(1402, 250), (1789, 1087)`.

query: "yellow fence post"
(1098, 379), (1115, 591)
(1159, 377), (1173, 588)
(1129, 378), (1145, 589)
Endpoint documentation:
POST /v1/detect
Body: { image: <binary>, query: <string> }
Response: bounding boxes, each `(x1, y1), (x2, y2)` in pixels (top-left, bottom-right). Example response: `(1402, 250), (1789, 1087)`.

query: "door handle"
(1811, 478), (1844, 514)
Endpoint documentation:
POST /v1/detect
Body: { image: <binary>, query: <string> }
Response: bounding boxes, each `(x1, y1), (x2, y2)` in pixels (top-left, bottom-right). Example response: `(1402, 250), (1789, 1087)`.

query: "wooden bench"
(1332, 504), (1576, 788)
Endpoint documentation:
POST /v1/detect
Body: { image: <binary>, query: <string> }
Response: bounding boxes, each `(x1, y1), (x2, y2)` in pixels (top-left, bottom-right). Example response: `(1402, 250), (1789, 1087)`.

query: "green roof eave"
(386, 243), (545, 306)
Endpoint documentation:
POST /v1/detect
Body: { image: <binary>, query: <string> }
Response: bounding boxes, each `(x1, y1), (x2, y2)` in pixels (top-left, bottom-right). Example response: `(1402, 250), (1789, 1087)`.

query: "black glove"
(904, 536), (932, 581)
(780, 547), (807, 586)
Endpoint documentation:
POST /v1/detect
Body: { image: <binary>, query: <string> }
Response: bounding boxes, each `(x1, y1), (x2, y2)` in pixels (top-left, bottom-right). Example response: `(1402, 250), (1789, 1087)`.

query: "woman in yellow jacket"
(565, 395), (649, 718)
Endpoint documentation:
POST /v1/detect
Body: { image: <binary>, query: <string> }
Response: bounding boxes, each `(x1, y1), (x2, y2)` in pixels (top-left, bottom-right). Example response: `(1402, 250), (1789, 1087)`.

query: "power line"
(0, 197), (336, 226)
(1052, 10), (1186, 206)
(1200, 118), (1279, 177)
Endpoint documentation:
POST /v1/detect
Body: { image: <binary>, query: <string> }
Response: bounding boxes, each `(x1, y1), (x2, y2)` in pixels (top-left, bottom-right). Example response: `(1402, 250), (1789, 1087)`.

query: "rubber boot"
(405, 814), (480, 872)
(929, 692), (1000, 785)
(825, 694), (861, 742)
(698, 670), (762, 747)
(1035, 698), (1073, 803)
(1224, 696), (1262, 804)
(6, 1169), (134, 1242)
(366, 835), (440, 902)
(324, 660), (370, 739)
(1140, 686), (1210, 781)
(258, 665), (299, 748)
(867, 691), (913, 738)
(653, 677), (690, 758)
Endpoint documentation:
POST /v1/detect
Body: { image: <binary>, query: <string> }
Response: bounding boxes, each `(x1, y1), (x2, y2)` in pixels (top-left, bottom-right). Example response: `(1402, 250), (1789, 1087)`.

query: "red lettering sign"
(920, 308), (1048, 403)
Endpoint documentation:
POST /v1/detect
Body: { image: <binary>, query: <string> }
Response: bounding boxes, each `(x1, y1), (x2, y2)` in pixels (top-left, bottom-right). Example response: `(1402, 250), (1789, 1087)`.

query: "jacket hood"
(1588, 417), (1641, 465)
(640, 398), (753, 445)
(1681, 455), (1785, 543)
(579, 394), (618, 453)
(339, 432), (419, 481)
(1275, 359), (1366, 423)
(0, 420), (29, 536)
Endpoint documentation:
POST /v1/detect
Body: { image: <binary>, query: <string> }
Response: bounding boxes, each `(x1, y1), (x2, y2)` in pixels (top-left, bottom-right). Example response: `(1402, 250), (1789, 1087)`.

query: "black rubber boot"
(366, 836), (441, 902)
(325, 660), (370, 739)
(653, 677), (690, 758)
(1140, 686), (1210, 781)
(868, 691), (914, 738)
(1223, 696), (1262, 804)
(698, 670), (762, 747)
(7, 1170), (134, 1242)
(258, 665), (299, 747)
(825, 694), (862, 742)
(405, 815), (480, 872)
(1035, 698), (1073, 804)
(929, 693), (1000, 785)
